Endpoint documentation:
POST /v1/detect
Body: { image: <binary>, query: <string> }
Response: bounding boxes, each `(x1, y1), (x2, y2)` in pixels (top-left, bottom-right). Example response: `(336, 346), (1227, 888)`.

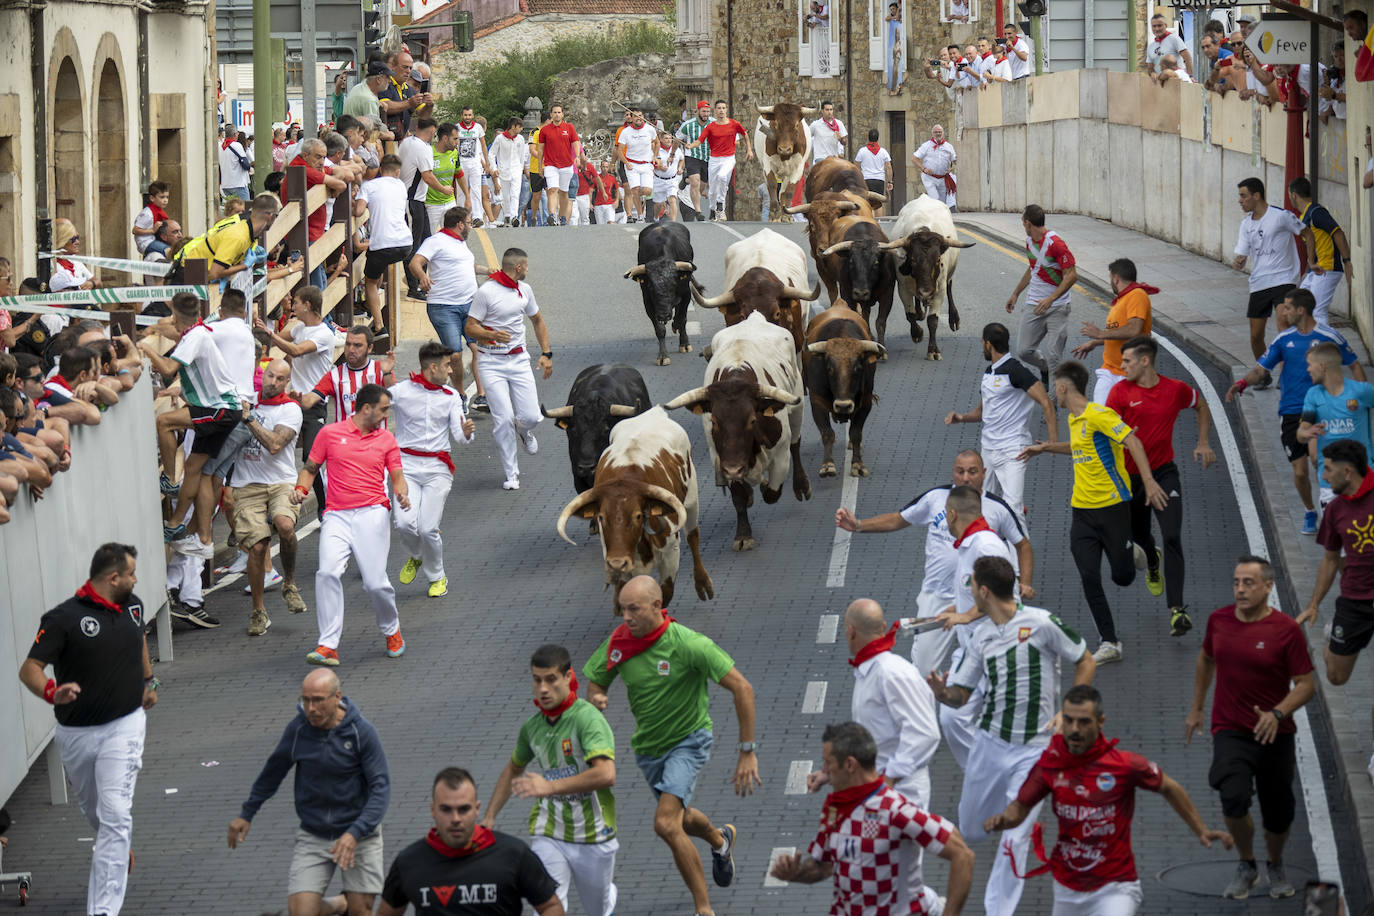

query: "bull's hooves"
(819, 462), (837, 478)
(761, 487), (783, 504)
(732, 537), (757, 552)
(680, 344), (693, 352)
(910, 327), (925, 343)
(949, 318), (961, 331)
(926, 350), (943, 361)
(657, 357), (671, 366)
(850, 463), (870, 477)
(796, 482), (813, 501)
(878, 352), (888, 362)
(696, 579), (715, 600)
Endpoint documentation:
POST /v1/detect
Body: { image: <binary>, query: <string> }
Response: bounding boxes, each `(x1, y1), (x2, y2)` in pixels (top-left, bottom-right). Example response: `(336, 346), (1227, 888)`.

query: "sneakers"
(520, 429), (538, 455)
(282, 584), (307, 614)
(1130, 542), (1147, 571)
(171, 535), (214, 559)
(399, 556), (421, 585)
(1265, 861), (1295, 898)
(247, 608), (271, 636)
(386, 631), (406, 658)
(183, 606), (221, 629)
(428, 577), (448, 598)
(1092, 641), (1123, 665)
(307, 645), (340, 667)
(1145, 548), (1163, 596)
(158, 473), (180, 496)
(502, 476), (521, 491)
(167, 599), (194, 622)
(163, 523), (187, 543)
(225, 551), (248, 575)
(1302, 509), (1319, 535)
(243, 568), (283, 593)
(712, 824), (737, 887)
(471, 394), (490, 413)
(1222, 860), (1260, 899)
(1169, 606), (1193, 637)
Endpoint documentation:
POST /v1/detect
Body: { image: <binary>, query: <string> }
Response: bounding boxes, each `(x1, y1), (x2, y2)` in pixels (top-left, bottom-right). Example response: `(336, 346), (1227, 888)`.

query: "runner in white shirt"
(464, 247), (554, 490)
(1003, 24), (1033, 79)
(410, 207), (491, 406)
(912, 125), (957, 208)
(390, 342), (476, 598)
(355, 155), (413, 332)
(455, 107), (492, 212)
(1233, 176), (1304, 361)
(854, 130), (892, 215)
(616, 108), (660, 223)
(652, 133), (685, 221)
(808, 102), (848, 161)
(489, 117), (531, 226)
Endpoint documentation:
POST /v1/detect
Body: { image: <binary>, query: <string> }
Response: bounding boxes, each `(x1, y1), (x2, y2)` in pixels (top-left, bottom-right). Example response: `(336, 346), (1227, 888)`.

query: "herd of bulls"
(544, 149), (976, 610)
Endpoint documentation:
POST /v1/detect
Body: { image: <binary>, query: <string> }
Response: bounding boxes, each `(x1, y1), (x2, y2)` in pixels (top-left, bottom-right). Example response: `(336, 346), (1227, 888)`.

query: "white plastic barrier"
(0, 372), (169, 806)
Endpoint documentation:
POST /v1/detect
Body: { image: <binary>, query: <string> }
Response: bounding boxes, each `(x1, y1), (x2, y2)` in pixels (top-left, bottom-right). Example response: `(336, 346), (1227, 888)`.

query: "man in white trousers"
(684, 99), (752, 221)
(490, 116), (530, 227)
(807, 599), (944, 915)
(464, 247), (554, 491)
(616, 107), (659, 223)
(912, 124), (957, 208)
(928, 555), (1096, 916)
(292, 384), (410, 667)
(20, 543), (159, 916)
(390, 341), (476, 598)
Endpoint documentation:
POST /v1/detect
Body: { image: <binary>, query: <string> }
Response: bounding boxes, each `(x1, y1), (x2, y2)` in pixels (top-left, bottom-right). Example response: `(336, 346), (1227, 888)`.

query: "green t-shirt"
(583, 622), (735, 757)
(426, 149), (462, 206)
(511, 699), (617, 844)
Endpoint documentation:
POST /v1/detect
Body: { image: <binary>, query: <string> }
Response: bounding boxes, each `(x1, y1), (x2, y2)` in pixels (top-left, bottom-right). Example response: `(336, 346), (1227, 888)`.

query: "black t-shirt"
(27, 591), (146, 726)
(381, 831), (557, 914)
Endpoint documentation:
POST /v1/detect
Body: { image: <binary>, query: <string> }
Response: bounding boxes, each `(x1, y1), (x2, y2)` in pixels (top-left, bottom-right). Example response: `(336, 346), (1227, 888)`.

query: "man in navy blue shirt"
(1228, 288), (1365, 534)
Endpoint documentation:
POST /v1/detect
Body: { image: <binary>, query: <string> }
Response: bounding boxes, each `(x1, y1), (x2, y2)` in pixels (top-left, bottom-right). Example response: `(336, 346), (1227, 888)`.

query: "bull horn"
(674, 260), (697, 273)
(820, 240), (855, 257)
(541, 404), (575, 419)
(757, 384), (802, 406)
(556, 490), (598, 546)
(608, 404), (638, 417)
(837, 201), (861, 212)
(691, 285), (735, 309)
(758, 123), (777, 141)
(639, 482), (688, 534)
(858, 340), (885, 355)
(800, 106), (818, 116)
(784, 202), (813, 215)
(865, 191), (887, 204)
(624, 264), (647, 279)
(878, 233), (913, 251)
(782, 280), (823, 301)
(756, 104), (776, 115)
(943, 237), (977, 249)
(664, 386), (712, 411)
(806, 341), (828, 354)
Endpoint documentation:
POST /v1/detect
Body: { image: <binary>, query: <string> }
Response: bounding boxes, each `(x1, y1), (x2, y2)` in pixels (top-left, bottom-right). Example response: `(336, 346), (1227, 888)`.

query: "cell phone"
(419, 79), (430, 94)
(109, 311), (135, 339)
(289, 250), (302, 263)
(1303, 881), (1340, 916)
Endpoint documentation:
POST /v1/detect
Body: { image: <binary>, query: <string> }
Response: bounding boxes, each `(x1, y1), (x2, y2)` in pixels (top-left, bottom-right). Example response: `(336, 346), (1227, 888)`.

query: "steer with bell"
(803, 303), (884, 478)
(624, 220), (700, 365)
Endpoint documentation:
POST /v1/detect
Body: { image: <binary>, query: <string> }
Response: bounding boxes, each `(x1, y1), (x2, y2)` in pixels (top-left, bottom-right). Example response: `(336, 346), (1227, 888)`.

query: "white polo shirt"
(1007, 36), (1032, 79)
(469, 278), (539, 355)
(414, 231), (478, 305)
(980, 353), (1041, 451)
(1235, 204), (1304, 292)
(899, 486), (1025, 600)
(913, 139), (956, 176)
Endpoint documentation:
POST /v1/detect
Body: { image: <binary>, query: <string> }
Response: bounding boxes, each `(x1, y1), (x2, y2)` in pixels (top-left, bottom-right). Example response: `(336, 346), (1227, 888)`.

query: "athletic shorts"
(685, 157), (708, 181)
(287, 827), (384, 896)
(543, 165), (575, 192)
(653, 177), (677, 203)
(188, 405), (239, 457)
(624, 161), (653, 189)
(1331, 596), (1374, 656)
(364, 245), (410, 280)
(1247, 284), (1296, 319)
(865, 178), (886, 196)
(232, 482), (300, 549)
(1207, 730), (1296, 833)
(1279, 414), (1307, 463)
(529, 173), (547, 193)
(635, 728), (712, 807)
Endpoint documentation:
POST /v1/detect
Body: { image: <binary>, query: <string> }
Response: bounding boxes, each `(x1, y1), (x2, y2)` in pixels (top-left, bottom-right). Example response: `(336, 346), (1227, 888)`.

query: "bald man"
(913, 124), (957, 208)
(807, 599), (943, 915)
(229, 669), (391, 916)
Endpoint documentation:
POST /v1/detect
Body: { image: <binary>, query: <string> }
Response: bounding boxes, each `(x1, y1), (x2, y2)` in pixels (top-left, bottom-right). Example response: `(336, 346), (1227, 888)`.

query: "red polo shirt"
(281, 155), (333, 242)
(307, 417), (402, 512)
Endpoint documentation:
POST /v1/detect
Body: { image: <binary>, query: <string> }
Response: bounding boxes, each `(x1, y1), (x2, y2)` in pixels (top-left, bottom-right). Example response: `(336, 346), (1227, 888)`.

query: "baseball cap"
(696, 100), (711, 110)
(367, 60), (391, 77)
(1236, 12), (1257, 23)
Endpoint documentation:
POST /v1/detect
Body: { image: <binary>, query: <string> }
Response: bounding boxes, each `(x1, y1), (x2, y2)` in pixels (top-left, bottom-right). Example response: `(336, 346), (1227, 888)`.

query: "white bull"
(885, 195), (975, 360)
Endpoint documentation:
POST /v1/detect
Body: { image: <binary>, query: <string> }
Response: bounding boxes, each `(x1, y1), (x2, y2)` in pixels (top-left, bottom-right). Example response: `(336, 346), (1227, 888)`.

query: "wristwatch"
(737, 741), (757, 753)
(145, 676), (161, 692)
(541, 351), (554, 358)
(1271, 708), (1286, 721)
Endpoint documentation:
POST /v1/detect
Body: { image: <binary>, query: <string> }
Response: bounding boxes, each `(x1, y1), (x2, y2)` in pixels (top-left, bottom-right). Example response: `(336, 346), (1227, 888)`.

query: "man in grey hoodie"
(227, 669), (391, 916)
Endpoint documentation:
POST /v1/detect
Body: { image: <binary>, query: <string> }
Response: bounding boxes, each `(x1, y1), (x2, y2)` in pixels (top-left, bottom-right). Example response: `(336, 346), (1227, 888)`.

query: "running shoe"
(712, 824), (737, 887)
(247, 608), (271, 636)
(502, 476), (521, 491)
(171, 535), (215, 559)
(399, 556), (421, 585)
(1265, 862), (1295, 898)
(1302, 509), (1319, 535)
(386, 631), (406, 658)
(520, 430), (538, 455)
(225, 551), (248, 575)
(1145, 548), (1163, 596)
(1169, 606), (1192, 637)
(159, 473), (180, 496)
(184, 607), (221, 629)
(1222, 861), (1260, 899)
(242, 568), (283, 593)
(282, 584), (307, 614)
(307, 645), (340, 667)
(1130, 542), (1147, 571)
(167, 598), (193, 622)
(428, 577), (448, 598)
(1091, 641), (1123, 665)
(471, 394), (490, 413)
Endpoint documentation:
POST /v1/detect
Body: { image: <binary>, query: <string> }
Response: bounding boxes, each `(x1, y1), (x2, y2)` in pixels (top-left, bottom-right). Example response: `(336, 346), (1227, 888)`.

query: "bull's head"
(756, 103), (817, 161)
(625, 259), (698, 323)
(806, 338), (884, 420)
(881, 230), (975, 303)
(691, 270), (819, 326)
(821, 238), (886, 304)
(542, 397), (640, 487)
(664, 372), (801, 481)
(555, 480), (688, 585)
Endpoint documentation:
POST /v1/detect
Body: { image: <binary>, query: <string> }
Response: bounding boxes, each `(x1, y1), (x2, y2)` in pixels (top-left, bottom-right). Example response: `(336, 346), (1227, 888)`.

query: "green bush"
(436, 22), (673, 138)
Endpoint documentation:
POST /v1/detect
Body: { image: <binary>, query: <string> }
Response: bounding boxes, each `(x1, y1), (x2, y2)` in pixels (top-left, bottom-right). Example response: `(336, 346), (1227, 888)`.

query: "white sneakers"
(171, 535), (214, 559)
(502, 476), (520, 491)
(520, 430), (538, 455)
(1092, 641), (1124, 665)
(243, 568), (283, 594)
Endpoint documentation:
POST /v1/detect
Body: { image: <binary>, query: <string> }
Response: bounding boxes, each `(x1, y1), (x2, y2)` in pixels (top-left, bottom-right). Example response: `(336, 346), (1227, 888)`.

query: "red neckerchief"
(459, 119), (475, 130)
(76, 581), (123, 614)
(606, 610), (674, 671)
(823, 116), (841, 134)
(848, 621), (899, 667)
(489, 270), (523, 297)
(504, 128), (519, 140)
(931, 136), (946, 148)
(821, 777), (885, 831)
(440, 228), (467, 243)
(952, 515), (993, 549)
(222, 137), (236, 150)
(424, 826), (496, 859)
(408, 371), (451, 393)
(178, 320), (212, 341)
(1341, 468), (1374, 502)
(1111, 281), (1161, 305)
(535, 672), (579, 721)
(256, 391), (295, 406)
(981, 51), (993, 60)
(1153, 31), (1172, 45)
(48, 374), (75, 394)
(149, 202), (170, 223)
(996, 54), (1008, 63)
(56, 257), (76, 273)
(865, 142), (882, 155)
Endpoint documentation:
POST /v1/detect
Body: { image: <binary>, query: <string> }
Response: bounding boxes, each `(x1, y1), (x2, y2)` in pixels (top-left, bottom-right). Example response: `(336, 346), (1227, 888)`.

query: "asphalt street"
(1, 217), (1356, 914)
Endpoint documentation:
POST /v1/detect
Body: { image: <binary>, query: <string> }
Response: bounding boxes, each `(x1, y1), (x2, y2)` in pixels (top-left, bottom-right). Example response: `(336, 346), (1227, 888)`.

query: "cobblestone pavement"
(1, 219), (1355, 914)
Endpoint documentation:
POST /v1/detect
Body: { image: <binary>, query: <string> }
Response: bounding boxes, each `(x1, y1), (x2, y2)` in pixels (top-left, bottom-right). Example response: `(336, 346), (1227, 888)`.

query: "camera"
(929, 58), (941, 67)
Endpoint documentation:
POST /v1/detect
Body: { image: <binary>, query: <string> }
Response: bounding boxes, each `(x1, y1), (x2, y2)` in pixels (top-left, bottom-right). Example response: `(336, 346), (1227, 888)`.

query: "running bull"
(754, 102), (816, 221)
(884, 195), (976, 360)
(624, 220), (700, 365)
(803, 304), (884, 478)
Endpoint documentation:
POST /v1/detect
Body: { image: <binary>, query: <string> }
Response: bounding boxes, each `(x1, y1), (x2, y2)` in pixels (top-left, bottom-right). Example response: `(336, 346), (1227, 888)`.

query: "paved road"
(2, 218), (1356, 914)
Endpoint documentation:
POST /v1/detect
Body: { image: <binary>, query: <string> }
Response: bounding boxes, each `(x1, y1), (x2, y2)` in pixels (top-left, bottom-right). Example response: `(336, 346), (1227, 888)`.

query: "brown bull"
(802, 303), (884, 478)
(691, 267), (820, 352)
(790, 190), (875, 268)
(756, 102), (816, 221)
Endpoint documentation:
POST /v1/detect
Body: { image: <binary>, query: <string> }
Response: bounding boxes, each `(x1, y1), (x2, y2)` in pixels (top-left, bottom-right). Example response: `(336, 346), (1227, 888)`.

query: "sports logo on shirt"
(1096, 773), (1116, 792)
(657, 659), (671, 676)
(80, 616), (101, 637)
(1017, 627), (1031, 643)
(562, 738), (574, 758)
(1349, 399), (1360, 411)
(609, 649), (622, 664)
(862, 811), (881, 839)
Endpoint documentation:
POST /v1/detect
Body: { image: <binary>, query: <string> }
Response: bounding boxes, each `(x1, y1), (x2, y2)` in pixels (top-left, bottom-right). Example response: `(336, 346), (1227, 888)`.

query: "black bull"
(624, 221), (699, 366)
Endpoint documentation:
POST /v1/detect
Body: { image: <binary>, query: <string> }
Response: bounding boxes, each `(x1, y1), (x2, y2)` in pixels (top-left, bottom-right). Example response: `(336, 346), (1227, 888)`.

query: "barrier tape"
(0, 301), (165, 327)
(39, 252), (172, 276)
(0, 285), (207, 308)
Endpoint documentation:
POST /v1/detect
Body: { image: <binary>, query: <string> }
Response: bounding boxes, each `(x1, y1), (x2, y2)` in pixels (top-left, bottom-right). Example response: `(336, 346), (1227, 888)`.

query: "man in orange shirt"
(1072, 258), (1156, 404)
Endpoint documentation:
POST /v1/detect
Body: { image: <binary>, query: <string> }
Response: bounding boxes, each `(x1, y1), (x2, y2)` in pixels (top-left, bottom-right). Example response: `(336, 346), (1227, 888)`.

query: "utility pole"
(302, 0), (318, 135)
(252, 0), (272, 193)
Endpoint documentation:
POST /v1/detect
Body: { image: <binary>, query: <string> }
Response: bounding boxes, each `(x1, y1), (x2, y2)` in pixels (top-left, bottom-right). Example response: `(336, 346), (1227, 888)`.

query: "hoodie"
(239, 697), (390, 841)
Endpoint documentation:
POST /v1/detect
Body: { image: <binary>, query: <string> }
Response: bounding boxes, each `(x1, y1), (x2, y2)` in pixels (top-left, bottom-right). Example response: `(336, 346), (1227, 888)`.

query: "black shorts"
(685, 157), (708, 180)
(364, 246), (410, 280)
(529, 173), (547, 193)
(188, 406), (239, 457)
(865, 178), (886, 196)
(1279, 414), (1307, 463)
(1330, 596), (1374, 656)
(1208, 730), (1296, 833)
(1247, 284), (1296, 319)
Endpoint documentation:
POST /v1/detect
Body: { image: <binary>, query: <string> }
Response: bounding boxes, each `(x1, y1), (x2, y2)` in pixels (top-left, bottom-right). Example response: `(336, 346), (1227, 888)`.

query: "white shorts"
(543, 165), (575, 192)
(1051, 879), (1142, 915)
(653, 176), (677, 203)
(625, 161), (654, 189)
(531, 836), (618, 916)
(1300, 269), (1344, 326)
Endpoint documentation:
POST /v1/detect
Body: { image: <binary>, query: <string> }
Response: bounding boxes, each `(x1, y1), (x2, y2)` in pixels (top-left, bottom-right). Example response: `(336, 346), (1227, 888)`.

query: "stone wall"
(432, 14), (667, 85)
(549, 52), (676, 151)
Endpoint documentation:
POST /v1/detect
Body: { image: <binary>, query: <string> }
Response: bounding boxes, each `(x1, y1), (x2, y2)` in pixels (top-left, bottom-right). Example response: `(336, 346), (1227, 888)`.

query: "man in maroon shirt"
(987, 685), (1230, 914)
(1106, 335), (1216, 637)
(1185, 556), (1315, 900)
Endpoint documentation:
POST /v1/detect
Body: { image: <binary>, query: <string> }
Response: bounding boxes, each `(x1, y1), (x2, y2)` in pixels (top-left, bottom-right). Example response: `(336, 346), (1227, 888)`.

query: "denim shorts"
(426, 300), (471, 349)
(635, 728), (713, 807)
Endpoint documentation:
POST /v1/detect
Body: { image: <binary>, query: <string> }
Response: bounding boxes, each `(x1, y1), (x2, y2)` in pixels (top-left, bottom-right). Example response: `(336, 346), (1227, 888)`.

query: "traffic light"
(1017, 0), (1046, 15)
(365, 9), (383, 45)
(454, 10), (474, 53)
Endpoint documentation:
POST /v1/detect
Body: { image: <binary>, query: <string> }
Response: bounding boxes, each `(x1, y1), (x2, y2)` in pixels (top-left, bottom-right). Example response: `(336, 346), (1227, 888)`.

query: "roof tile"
(528, 0), (665, 12)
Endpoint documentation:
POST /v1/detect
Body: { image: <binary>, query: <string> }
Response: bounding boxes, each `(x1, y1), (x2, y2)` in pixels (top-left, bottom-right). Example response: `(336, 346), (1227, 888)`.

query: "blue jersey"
(1258, 325), (1359, 415)
(1302, 379), (1374, 477)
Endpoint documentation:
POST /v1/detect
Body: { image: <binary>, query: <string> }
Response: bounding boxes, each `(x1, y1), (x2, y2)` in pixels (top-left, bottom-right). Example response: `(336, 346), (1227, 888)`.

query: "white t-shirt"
(133, 207), (157, 253)
(358, 176), (412, 250)
(290, 321), (338, 394)
(234, 400), (303, 486)
(414, 232), (478, 305)
(469, 279), (539, 355)
(854, 146), (891, 181)
(620, 124), (658, 163)
(899, 486), (1025, 599)
(992, 57), (1013, 82)
(953, 527), (1016, 617)
(455, 122), (486, 173)
(211, 315), (257, 405)
(809, 118), (848, 160)
(654, 146), (684, 179)
(170, 323), (239, 410)
(1235, 204), (1304, 292)
(399, 135), (436, 202)
(1145, 30), (1188, 72)
(972, 52), (997, 81)
(219, 141), (252, 190)
(914, 139), (957, 176)
(1007, 36), (1032, 79)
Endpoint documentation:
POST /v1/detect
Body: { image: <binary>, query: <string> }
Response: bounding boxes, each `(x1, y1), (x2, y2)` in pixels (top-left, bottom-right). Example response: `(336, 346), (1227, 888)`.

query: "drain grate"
(1156, 860), (1313, 897)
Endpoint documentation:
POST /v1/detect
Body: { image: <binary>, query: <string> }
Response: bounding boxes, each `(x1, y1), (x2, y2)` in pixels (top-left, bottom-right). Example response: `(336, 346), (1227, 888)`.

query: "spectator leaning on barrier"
(48, 218), (94, 297)
(1201, 32), (1237, 95)
(1143, 13), (1191, 79)
(172, 193), (281, 284)
(282, 138), (356, 290)
(1003, 23), (1032, 80)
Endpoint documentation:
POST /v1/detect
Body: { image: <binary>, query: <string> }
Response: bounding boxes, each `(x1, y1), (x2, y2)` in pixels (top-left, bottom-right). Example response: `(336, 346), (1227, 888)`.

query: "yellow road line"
(473, 226), (498, 269)
(957, 225), (1109, 310)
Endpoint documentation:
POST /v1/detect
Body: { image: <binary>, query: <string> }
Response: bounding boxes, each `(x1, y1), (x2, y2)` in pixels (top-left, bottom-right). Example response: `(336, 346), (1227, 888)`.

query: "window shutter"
(869, 0), (884, 70)
(798, 0), (813, 76)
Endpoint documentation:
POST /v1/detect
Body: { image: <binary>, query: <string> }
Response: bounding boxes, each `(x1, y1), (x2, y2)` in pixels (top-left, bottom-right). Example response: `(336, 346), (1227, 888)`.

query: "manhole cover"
(1157, 860), (1314, 897)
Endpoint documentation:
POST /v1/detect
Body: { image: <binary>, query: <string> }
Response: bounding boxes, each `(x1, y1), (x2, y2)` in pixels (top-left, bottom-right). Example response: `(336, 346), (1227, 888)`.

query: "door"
(887, 112), (907, 212)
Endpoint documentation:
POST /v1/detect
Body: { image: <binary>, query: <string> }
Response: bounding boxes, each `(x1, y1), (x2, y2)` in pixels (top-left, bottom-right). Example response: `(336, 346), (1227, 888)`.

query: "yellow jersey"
(176, 214), (255, 269)
(1068, 402), (1133, 508)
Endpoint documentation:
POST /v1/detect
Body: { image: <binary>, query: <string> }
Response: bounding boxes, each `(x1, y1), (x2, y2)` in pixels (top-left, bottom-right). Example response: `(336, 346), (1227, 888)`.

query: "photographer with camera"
(922, 47), (959, 92)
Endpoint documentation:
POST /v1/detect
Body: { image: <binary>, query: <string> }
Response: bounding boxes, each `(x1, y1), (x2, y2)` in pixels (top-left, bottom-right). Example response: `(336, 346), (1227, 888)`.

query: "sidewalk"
(955, 212), (1374, 895)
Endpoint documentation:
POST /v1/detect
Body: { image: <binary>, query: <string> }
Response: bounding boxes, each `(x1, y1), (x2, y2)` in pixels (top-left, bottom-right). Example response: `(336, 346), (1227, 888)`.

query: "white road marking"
(1154, 331), (1343, 887)
(205, 518), (322, 594)
(827, 434), (859, 587)
(685, 321), (701, 335)
(763, 846), (797, 887)
(718, 222), (746, 241)
(802, 680), (827, 713)
(816, 614), (839, 643)
(785, 760), (814, 795)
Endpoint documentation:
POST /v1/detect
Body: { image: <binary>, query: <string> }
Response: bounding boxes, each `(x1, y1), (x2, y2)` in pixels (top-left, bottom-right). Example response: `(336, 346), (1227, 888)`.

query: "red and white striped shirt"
(311, 360), (388, 423)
